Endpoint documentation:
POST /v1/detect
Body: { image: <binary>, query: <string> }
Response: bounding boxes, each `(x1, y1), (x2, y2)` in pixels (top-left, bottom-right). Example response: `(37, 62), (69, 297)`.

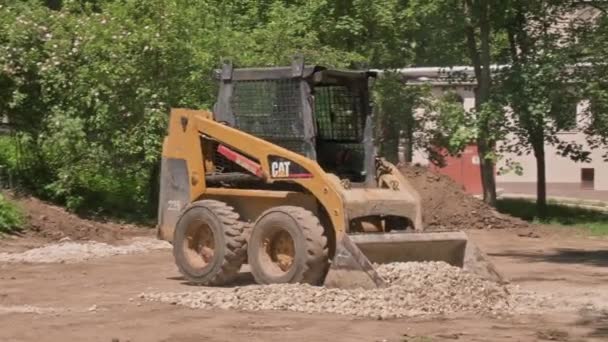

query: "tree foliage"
(577, 5), (608, 161)
(0, 0), (438, 218)
(0, 0), (606, 221)
(493, 1), (606, 215)
(0, 193), (23, 234)
(373, 72), (431, 164)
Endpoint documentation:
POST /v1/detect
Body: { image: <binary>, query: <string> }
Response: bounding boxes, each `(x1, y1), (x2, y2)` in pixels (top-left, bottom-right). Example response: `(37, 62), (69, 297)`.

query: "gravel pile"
(0, 305), (60, 315)
(143, 262), (515, 319)
(0, 237), (171, 263)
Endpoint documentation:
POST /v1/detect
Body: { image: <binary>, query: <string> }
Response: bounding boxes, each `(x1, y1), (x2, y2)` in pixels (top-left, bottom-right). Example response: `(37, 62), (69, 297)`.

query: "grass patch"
(0, 193), (24, 235)
(497, 198), (608, 236)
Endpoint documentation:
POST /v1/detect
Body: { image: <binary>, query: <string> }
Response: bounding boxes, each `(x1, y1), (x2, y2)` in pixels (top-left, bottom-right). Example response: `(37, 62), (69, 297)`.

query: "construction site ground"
(0, 226), (606, 342)
(1, 165), (606, 342)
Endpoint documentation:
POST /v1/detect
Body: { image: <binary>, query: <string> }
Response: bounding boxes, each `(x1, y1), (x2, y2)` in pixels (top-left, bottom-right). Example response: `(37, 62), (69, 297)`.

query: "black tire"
(172, 200), (246, 286)
(248, 206), (329, 285)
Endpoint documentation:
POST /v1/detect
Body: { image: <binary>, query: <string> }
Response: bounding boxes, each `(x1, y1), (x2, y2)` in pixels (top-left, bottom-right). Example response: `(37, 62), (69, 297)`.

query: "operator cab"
(213, 56), (377, 185)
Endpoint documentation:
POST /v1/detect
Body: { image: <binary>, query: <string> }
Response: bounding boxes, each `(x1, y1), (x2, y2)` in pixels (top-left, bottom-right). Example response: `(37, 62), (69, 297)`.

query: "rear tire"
(248, 206), (328, 285)
(172, 200), (246, 285)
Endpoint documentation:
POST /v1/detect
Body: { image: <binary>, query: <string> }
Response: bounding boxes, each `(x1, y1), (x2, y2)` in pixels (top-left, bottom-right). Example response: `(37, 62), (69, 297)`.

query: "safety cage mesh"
(231, 79), (309, 155)
(314, 86), (364, 142)
(231, 79), (304, 138)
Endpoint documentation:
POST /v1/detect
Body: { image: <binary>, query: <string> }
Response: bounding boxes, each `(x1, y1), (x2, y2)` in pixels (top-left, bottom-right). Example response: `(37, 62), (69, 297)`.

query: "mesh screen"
(315, 86), (363, 141)
(231, 79), (304, 140)
(265, 138), (310, 155)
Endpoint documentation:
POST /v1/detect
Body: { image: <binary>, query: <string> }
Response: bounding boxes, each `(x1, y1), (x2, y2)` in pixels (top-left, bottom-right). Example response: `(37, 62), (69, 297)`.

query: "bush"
(0, 193), (23, 234)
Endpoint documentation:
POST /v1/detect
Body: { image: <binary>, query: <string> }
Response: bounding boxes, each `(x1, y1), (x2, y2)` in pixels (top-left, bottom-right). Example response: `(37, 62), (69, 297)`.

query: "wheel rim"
(183, 221), (215, 270)
(262, 228), (295, 276)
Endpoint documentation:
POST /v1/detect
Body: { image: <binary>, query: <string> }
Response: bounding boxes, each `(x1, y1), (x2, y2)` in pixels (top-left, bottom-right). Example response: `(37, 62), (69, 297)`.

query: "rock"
(141, 262), (519, 319)
(88, 305), (97, 312)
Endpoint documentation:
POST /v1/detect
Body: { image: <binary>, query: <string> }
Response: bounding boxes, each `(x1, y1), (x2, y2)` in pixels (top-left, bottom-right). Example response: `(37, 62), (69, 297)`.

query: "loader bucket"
(323, 231), (474, 289)
(350, 231), (469, 267)
(323, 234), (388, 289)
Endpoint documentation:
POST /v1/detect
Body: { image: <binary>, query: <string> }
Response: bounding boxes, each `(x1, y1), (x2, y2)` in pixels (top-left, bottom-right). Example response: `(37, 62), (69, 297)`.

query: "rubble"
(0, 237), (171, 263)
(143, 262), (522, 319)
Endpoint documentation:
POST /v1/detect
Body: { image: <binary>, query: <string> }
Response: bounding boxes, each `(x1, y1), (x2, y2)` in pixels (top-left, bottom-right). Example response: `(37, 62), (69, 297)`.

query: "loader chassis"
(157, 58), (467, 288)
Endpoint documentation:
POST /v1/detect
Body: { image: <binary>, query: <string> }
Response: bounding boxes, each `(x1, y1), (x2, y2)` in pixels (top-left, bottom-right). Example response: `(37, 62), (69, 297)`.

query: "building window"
(441, 92), (465, 107)
(581, 168), (594, 190)
(551, 92), (578, 132)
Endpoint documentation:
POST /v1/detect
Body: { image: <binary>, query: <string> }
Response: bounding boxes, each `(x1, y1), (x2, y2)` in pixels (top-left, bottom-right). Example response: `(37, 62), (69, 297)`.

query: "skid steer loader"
(156, 56), (477, 289)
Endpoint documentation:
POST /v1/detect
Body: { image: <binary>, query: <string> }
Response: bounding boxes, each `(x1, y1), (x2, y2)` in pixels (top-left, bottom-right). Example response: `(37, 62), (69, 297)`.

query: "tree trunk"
(148, 162), (161, 218)
(534, 143), (548, 218)
(405, 125), (413, 163)
(464, 0), (497, 206)
(398, 126), (414, 164)
(478, 141), (497, 206)
(45, 0), (62, 10)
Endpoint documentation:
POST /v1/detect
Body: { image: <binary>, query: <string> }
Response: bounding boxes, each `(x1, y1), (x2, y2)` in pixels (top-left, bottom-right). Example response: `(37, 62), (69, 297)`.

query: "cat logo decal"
(268, 156), (312, 179)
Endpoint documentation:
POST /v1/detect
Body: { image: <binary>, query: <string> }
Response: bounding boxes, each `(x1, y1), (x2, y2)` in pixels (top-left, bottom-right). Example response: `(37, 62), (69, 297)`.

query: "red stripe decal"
(217, 145), (264, 178)
(286, 173), (313, 179)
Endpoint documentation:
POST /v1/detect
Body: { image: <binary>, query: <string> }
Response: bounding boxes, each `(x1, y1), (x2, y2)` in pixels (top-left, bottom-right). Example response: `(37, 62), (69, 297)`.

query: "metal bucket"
(323, 231), (472, 289)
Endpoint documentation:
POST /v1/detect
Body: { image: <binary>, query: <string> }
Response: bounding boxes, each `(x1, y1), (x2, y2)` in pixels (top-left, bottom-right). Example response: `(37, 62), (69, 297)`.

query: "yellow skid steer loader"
(156, 56), (475, 288)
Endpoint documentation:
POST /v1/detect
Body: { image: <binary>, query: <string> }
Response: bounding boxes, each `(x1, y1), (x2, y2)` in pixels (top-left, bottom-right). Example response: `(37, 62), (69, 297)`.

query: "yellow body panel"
(159, 108), (348, 241)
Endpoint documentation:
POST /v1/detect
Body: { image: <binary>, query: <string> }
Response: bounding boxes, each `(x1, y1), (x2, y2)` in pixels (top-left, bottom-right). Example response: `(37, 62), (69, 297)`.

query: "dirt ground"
(1, 226), (606, 342)
(0, 193), (148, 253)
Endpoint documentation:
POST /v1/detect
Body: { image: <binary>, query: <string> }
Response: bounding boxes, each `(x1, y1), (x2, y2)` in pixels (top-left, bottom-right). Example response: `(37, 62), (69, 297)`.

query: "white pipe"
(371, 62), (593, 78)
(371, 65), (508, 78)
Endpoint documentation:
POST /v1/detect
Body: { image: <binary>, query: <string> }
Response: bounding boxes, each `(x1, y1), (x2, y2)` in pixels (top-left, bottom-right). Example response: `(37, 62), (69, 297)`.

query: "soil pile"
(5, 193), (147, 243)
(399, 164), (528, 230)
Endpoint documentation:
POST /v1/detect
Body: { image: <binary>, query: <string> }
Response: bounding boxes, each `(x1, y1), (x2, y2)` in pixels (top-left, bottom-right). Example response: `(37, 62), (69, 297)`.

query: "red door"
(430, 144), (483, 195)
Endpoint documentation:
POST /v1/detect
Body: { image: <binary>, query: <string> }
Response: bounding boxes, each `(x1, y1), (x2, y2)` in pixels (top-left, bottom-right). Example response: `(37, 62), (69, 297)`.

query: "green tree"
(0, 0), (374, 218)
(373, 71), (430, 163)
(577, 4), (608, 162)
(407, 0), (511, 206)
(498, 1), (601, 217)
(0, 194), (23, 234)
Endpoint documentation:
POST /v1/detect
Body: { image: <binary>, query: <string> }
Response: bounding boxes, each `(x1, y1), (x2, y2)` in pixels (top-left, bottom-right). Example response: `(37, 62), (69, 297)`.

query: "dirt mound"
(399, 164), (528, 230)
(5, 193), (148, 243)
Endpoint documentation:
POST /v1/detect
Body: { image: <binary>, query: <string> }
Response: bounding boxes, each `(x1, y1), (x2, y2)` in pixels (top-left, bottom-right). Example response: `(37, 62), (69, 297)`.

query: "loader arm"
(158, 108), (349, 242)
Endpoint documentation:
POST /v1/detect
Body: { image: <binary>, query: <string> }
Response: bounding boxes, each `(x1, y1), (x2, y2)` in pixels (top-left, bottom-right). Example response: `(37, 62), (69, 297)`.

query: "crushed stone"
(143, 261), (538, 319)
(0, 237), (171, 264)
(0, 305), (61, 315)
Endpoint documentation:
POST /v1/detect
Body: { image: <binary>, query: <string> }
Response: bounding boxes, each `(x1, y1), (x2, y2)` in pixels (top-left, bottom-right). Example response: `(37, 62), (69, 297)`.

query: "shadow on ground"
(577, 309), (608, 339)
(489, 249), (608, 267)
(168, 272), (256, 287)
(590, 326), (608, 338)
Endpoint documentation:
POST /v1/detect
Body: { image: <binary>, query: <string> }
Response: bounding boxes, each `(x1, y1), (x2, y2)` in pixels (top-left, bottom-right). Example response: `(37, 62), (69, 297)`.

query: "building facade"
(392, 66), (608, 198)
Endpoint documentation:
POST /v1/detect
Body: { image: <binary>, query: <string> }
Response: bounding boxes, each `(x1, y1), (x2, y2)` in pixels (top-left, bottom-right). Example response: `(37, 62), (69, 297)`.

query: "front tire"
(248, 206), (329, 285)
(172, 200), (246, 285)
